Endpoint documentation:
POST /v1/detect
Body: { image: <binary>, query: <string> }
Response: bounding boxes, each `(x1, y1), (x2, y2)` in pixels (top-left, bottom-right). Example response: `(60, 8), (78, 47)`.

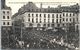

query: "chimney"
(40, 3), (42, 8)
(48, 6), (50, 8)
(58, 5), (61, 8)
(1, 0), (5, 9)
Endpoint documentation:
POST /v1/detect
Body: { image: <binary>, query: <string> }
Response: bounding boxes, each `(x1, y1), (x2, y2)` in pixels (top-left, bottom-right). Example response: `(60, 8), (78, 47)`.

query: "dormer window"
(32, 9), (33, 11)
(36, 9), (38, 12)
(40, 9), (41, 12)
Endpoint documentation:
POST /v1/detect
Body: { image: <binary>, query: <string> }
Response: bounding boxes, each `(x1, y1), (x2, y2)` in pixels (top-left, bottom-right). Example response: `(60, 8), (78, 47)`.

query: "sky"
(6, 0), (79, 15)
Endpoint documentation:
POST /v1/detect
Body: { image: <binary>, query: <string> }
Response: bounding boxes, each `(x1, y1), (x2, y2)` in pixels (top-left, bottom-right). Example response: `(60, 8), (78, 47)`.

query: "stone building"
(12, 2), (79, 31)
(0, 0), (12, 48)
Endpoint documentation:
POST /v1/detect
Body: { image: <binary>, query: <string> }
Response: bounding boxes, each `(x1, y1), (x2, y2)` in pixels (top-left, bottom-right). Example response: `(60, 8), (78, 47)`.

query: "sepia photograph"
(0, 0), (80, 50)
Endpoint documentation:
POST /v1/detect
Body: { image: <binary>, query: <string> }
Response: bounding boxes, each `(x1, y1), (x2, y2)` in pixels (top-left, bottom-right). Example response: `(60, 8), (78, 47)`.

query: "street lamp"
(20, 17), (25, 48)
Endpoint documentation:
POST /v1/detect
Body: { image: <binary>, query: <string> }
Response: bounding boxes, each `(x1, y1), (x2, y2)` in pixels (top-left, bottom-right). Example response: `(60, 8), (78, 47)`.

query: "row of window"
(63, 18), (76, 22)
(3, 16), (10, 19)
(28, 18), (74, 23)
(3, 11), (9, 14)
(29, 23), (74, 27)
(63, 18), (71, 21)
(63, 13), (75, 17)
(3, 22), (10, 25)
(29, 24), (54, 27)
(28, 13), (75, 18)
(28, 14), (61, 18)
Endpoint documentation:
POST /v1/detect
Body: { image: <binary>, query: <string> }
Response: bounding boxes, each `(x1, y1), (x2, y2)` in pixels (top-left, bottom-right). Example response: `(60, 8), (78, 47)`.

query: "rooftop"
(1, 0), (11, 10)
(2, 6), (11, 10)
(12, 2), (79, 18)
(18, 2), (79, 13)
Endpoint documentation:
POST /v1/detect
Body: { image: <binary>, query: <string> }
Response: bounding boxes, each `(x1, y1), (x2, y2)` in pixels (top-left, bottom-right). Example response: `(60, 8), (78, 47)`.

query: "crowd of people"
(2, 27), (79, 50)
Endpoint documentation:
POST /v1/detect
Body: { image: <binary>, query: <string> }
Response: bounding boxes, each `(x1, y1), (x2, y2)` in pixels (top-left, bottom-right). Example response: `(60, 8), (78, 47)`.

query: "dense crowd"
(2, 28), (79, 50)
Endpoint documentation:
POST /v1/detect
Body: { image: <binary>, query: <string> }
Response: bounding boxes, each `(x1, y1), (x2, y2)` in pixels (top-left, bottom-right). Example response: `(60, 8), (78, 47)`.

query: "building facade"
(12, 2), (79, 31)
(24, 12), (78, 28)
(1, 8), (12, 27)
(0, 0), (12, 48)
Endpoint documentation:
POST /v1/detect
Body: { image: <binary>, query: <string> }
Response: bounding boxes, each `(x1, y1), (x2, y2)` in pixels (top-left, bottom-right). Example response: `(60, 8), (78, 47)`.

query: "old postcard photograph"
(0, 0), (80, 50)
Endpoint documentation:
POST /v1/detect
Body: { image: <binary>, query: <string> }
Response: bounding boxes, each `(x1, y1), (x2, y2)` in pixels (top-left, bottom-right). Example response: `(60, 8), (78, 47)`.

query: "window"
(70, 14), (71, 17)
(7, 16), (9, 19)
(36, 18), (38, 23)
(3, 11), (5, 14)
(73, 18), (75, 22)
(73, 13), (75, 16)
(40, 21), (42, 23)
(60, 19), (61, 23)
(56, 19), (58, 23)
(60, 14), (61, 18)
(7, 11), (9, 14)
(66, 13), (68, 17)
(44, 19), (46, 23)
(43, 24), (46, 27)
(63, 13), (65, 16)
(48, 19), (50, 23)
(36, 14), (38, 17)
(40, 14), (41, 17)
(70, 18), (71, 21)
(7, 22), (10, 25)
(63, 24), (64, 26)
(48, 14), (50, 18)
(32, 14), (34, 17)
(3, 22), (5, 25)
(40, 19), (41, 23)
(66, 18), (68, 21)
(32, 18), (34, 23)
(56, 14), (58, 18)
(52, 14), (54, 18)
(44, 14), (46, 18)
(36, 21), (38, 23)
(3, 16), (5, 19)
(28, 14), (30, 17)
(63, 18), (64, 21)
(52, 19), (54, 23)
(28, 18), (30, 22)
